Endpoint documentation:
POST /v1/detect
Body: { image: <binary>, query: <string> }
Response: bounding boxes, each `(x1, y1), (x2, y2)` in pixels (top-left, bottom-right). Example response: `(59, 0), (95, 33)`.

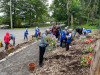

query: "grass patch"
(0, 24), (52, 30)
(74, 24), (98, 29)
(62, 24), (98, 30)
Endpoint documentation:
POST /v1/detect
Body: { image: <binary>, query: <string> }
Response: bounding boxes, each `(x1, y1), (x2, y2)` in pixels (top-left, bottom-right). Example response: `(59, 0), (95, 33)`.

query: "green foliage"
(0, 0), (48, 27)
(50, 0), (68, 21)
(69, 0), (82, 16)
(44, 36), (57, 50)
(8, 44), (16, 50)
(82, 47), (94, 54)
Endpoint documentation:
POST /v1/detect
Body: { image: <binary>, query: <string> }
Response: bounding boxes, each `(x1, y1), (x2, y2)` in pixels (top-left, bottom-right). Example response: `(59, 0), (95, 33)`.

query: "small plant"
(81, 37), (86, 41)
(82, 46), (94, 54)
(44, 36), (57, 50)
(8, 44), (16, 50)
(32, 38), (37, 40)
(81, 54), (93, 66)
(83, 40), (94, 44)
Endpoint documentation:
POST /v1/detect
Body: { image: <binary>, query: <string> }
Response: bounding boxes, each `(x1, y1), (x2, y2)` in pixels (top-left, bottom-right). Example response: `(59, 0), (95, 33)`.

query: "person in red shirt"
(51, 25), (57, 35)
(4, 32), (9, 50)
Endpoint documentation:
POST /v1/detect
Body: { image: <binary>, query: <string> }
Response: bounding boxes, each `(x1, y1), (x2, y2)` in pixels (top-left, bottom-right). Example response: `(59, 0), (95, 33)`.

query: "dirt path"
(0, 41), (40, 75)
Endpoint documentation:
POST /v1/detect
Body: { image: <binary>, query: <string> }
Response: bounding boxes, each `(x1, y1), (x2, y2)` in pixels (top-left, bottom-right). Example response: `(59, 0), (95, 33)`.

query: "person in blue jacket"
(9, 34), (15, 46)
(66, 29), (72, 51)
(83, 29), (91, 37)
(35, 27), (40, 38)
(24, 28), (28, 40)
(59, 26), (62, 34)
(60, 30), (67, 47)
(64, 26), (69, 35)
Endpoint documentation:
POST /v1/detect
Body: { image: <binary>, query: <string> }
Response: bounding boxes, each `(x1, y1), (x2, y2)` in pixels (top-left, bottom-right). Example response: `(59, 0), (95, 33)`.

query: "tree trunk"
(13, 1), (16, 28)
(87, 13), (90, 24)
(93, 0), (98, 18)
(71, 13), (74, 29)
(79, 15), (82, 25)
(29, 11), (32, 26)
(67, 0), (70, 26)
(29, 0), (32, 26)
(85, 0), (92, 12)
(68, 15), (70, 26)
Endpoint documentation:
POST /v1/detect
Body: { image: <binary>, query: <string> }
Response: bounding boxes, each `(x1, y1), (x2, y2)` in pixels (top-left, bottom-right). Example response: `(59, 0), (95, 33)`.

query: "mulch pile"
(34, 38), (97, 75)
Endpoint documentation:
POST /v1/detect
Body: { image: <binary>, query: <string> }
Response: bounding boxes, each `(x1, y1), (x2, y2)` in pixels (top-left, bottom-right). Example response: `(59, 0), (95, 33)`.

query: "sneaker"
(39, 64), (43, 67)
(69, 46), (72, 48)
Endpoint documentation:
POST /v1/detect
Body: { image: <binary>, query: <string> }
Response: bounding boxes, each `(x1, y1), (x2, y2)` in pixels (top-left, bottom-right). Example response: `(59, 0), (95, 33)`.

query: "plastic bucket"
(29, 63), (35, 71)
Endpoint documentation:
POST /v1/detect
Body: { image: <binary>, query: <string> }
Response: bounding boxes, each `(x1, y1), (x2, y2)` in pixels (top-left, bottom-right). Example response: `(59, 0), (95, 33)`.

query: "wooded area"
(51, 0), (100, 28)
(0, 0), (100, 28)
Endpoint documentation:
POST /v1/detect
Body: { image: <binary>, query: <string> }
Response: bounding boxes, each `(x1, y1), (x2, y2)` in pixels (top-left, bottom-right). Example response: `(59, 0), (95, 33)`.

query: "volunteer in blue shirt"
(66, 29), (72, 51)
(35, 27), (40, 38)
(64, 26), (69, 35)
(24, 28), (28, 40)
(9, 34), (15, 46)
(60, 30), (67, 47)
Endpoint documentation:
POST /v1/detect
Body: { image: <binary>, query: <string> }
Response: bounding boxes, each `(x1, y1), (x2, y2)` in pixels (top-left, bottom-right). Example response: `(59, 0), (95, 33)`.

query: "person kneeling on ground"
(24, 28), (28, 41)
(9, 34), (15, 46)
(74, 28), (85, 37)
(66, 29), (72, 51)
(83, 29), (92, 38)
(39, 29), (49, 67)
(4, 32), (10, 50)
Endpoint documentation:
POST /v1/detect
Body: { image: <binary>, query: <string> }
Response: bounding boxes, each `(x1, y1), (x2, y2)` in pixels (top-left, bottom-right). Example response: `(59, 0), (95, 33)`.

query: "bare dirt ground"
(34, 38), (97, 75)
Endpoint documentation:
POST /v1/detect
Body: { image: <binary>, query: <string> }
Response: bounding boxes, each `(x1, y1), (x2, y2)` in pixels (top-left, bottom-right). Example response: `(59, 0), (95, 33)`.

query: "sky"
(47, 0), (53, 16)
(48, 0), (53, 7)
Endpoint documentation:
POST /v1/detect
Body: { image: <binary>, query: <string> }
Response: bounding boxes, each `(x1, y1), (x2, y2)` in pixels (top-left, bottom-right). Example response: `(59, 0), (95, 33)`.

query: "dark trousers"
(60, 39), (67, 47)
(66, 43), (70, 51)
(24, 35), (28, 40)
(39, 46), (46, 65)
(5, 42), (9, 50)
(13, 41), (15, 46)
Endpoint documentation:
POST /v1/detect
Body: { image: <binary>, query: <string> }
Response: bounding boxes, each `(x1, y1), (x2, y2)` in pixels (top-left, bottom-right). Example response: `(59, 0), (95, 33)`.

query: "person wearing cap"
(66, 29), (72, 51)
(64, 26), (69, 35)
(51, 25), (57, 35)
(35, 27), (40, 38)
(24, 28), (28, 41)
(74, 28), (85, 37)
(9, 34), (15, 46)
(39, 29), (49, 67)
